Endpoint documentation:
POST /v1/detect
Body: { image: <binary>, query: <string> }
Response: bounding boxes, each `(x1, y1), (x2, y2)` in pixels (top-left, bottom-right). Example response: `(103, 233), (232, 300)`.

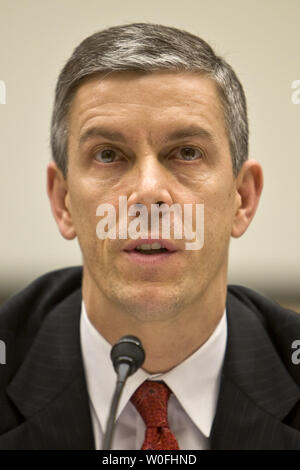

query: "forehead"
(68, 70), (227, 143)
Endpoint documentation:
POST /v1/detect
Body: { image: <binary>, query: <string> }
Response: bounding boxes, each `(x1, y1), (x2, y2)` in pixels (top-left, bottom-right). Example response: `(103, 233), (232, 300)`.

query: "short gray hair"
(50, 22), (248, 178)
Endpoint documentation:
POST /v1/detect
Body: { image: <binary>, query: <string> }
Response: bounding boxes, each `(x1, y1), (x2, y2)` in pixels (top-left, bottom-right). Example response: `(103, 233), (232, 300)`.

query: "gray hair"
(50, 22), (248, 178)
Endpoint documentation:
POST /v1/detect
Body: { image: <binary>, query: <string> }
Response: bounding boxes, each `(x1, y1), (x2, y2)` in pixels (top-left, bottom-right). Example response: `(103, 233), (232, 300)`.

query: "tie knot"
(130, 380), (171, 427)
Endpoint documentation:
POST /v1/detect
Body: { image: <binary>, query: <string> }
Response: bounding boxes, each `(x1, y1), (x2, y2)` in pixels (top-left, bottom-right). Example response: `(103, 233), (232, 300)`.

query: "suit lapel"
(211, 290), (300, 449)
(0, 289), (95, 450)
(2, 277), (300, 449)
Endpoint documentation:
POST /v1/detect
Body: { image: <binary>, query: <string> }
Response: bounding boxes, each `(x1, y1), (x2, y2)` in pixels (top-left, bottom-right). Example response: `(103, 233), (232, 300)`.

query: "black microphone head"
(111, 335), (145, 376)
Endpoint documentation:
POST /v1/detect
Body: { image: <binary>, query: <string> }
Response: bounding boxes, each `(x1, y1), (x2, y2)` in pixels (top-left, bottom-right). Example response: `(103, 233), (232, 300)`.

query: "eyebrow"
(78, 124), (216, 149)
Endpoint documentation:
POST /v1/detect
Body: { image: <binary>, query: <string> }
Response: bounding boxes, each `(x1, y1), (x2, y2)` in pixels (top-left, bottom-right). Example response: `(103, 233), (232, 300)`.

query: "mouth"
(123, 239), (178, 265)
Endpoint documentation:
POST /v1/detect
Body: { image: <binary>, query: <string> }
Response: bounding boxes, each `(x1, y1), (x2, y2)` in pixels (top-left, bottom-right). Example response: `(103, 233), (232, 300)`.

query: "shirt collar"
(80, 301), (227, 438)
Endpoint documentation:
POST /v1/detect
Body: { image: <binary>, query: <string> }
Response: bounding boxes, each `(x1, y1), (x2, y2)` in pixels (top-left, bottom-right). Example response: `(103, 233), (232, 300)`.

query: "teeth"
(136, 243), (163, 250)
(151, 243), (163, 250)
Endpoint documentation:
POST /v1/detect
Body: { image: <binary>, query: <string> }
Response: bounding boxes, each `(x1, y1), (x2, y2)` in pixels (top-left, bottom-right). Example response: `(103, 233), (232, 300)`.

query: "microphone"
(102, 335), (145, 450)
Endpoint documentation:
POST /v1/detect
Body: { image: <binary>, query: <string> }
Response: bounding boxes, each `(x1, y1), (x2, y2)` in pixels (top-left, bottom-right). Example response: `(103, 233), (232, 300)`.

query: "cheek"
(72, 195), (96, 226)
(67, 180), (122, 258)
(204, 186), (236, 244)
(67, 183), (101, 243)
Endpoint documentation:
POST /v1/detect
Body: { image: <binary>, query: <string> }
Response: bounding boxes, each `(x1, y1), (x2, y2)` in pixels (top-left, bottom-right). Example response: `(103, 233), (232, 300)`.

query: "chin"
(115, 289), (187, 322)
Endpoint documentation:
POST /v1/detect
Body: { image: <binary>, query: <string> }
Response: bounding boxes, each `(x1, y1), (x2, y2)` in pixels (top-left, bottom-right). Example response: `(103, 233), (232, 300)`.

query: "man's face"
(64, 71), (239, 321)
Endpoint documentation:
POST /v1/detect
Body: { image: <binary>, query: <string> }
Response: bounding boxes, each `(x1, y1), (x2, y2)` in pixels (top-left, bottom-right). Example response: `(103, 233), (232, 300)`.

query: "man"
(0, 22), (300, 450)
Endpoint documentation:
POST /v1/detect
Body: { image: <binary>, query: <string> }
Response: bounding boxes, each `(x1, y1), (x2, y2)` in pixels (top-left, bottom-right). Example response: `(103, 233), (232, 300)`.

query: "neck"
(82, 272), (227, 374)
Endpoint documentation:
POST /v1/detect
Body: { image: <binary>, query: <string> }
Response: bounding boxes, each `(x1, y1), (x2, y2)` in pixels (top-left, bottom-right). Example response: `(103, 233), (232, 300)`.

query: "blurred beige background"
(0, 0), (299, 310)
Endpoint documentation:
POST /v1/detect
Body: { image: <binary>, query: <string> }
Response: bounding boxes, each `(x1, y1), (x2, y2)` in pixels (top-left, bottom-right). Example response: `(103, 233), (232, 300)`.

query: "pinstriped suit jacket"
(0, 266), (300, 450)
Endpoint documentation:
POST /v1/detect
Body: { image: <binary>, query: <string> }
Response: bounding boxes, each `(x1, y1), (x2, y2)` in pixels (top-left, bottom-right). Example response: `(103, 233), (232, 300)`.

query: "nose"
(127, 154), (174, 211)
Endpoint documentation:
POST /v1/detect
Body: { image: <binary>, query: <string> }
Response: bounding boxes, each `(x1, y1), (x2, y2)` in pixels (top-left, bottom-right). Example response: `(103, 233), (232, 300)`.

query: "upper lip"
(123, 238), (178, 252)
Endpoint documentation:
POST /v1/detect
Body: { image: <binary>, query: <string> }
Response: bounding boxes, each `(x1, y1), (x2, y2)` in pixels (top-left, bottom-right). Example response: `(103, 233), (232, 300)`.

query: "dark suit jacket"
(0, 266), (300, 450)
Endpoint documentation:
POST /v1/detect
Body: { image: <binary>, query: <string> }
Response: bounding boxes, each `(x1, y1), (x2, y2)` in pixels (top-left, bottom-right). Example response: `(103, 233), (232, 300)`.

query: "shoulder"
(227, 284), (300, 380)
(0, 266), (83, 376)
(227, 284), (300, 326)
(0, 266), (83, 330)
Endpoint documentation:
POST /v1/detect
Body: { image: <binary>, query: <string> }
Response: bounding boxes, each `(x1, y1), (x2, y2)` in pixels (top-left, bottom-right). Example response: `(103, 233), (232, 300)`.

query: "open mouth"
(123, 241), (177, 265)
(134, 247), (169, 255)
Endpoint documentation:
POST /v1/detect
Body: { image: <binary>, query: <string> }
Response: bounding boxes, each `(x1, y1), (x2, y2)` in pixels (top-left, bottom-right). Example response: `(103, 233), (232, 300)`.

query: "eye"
(175, 147), (204, 161)
(94, 148), (121, 163)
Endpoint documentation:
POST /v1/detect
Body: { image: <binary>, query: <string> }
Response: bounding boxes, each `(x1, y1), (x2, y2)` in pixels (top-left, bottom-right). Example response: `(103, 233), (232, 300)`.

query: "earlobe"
(47, 161), (77, 240)
(231, 160), (263, 238)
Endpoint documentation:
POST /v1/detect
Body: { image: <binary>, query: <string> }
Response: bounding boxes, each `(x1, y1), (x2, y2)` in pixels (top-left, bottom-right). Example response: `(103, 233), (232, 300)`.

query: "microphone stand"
(102, 363), (131, 450)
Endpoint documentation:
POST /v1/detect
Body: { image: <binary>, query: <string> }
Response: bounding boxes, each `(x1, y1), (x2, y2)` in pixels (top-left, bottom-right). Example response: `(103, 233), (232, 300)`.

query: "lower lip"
(123, 250), (177, 265)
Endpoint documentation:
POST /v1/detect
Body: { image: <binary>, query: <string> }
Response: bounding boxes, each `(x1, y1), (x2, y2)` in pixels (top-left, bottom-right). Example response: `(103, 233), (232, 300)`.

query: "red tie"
(130, 380), (180, 450)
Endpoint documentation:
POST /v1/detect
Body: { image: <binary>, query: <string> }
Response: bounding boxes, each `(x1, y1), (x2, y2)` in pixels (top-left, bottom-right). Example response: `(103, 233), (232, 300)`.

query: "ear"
(46, 161), (76, 240)
(231, 159), (264, 238)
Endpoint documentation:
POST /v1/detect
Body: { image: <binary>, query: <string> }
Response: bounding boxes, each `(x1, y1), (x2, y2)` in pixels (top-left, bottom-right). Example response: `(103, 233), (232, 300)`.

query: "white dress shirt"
(80, 301), (227, 450)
